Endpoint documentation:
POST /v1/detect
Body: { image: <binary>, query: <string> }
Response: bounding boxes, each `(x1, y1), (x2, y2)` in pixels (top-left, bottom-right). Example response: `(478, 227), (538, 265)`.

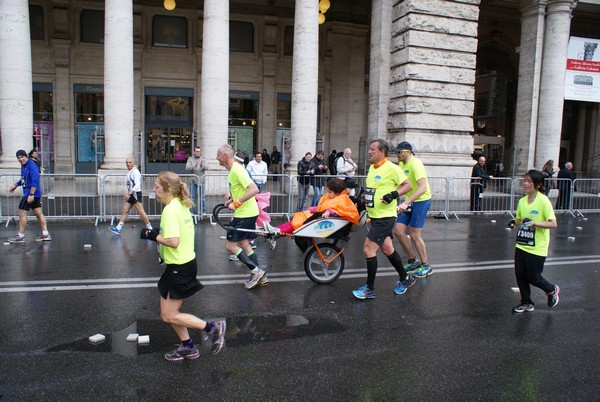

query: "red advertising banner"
(564, 36), (600, 103)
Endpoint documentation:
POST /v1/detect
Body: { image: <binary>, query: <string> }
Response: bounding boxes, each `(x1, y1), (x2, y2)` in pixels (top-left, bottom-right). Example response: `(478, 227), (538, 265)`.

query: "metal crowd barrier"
(101, 174), (200, 225)
(1, 173), (598, 226)
(1, 174), (102, 226)
(200, 173), (294, 221)
(446, 177), (514, 218)
(569, 178), (600, 217)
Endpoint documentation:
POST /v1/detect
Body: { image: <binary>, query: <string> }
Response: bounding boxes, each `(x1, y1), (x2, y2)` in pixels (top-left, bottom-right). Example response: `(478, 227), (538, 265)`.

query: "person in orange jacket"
(264, 178), (359, 235)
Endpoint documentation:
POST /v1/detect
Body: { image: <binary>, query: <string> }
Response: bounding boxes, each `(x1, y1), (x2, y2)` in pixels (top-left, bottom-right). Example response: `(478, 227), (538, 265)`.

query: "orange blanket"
(291, 189), (359, 229)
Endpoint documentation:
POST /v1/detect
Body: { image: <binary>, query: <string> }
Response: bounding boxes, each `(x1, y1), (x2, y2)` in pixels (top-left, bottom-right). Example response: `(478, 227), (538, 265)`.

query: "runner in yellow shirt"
(140, 171), (225, 361)
(216, 144), (268, 289)
(352, 139), (414, 300)
(392, 141), (433, 278)
(508, 170), (560, 313)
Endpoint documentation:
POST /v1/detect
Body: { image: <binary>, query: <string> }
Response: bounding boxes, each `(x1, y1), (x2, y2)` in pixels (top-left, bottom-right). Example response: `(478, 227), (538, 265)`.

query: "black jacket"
(297, 158), (313, 184)
(471, 163), (490, 189)
(310, 156), (329, 187)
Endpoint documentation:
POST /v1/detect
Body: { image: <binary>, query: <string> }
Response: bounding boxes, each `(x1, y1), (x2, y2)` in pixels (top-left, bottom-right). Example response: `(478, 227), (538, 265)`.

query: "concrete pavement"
(0, 213), (599, 400)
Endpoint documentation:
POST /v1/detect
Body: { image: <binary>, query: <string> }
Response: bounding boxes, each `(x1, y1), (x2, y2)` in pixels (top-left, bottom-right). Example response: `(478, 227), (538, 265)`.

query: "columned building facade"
(0, 0), (599, 178)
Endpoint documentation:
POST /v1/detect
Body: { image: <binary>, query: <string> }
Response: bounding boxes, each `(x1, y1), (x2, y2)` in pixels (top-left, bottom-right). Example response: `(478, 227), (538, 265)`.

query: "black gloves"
(140, 228), (159, 241)
(381, 191), (399, 204)
(507, 219), (516, 229)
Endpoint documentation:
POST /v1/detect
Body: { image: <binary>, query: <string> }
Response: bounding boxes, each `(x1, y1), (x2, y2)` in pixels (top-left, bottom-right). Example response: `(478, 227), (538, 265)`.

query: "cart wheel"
(304, 243), (345, 284)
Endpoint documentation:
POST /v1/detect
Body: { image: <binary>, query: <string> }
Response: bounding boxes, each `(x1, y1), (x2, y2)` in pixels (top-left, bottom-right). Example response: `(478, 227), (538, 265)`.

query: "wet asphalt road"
(0, 213), (599, 401)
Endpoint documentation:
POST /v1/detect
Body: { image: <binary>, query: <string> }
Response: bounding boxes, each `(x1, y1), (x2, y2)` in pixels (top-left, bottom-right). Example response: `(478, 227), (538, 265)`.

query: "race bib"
(364, 187), (375, 208)
(516, 226), (535, 247)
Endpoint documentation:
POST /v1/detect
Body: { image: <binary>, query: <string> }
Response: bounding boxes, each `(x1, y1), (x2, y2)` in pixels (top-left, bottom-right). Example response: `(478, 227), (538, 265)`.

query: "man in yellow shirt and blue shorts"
(392, 141), (433, 278)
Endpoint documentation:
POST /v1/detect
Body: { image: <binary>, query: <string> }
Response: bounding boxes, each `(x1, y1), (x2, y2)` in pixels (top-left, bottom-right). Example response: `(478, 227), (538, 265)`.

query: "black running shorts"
(226, 216), (258, 242)
(127, 192), (142, 205)
(158, 258), (204, 300)
(18, 196), (42, 211)
(366, 217), (396, 246)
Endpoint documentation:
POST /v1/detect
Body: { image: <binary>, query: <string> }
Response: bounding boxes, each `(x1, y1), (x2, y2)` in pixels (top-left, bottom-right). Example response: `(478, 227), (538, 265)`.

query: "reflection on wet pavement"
(46, 315), (346, 356)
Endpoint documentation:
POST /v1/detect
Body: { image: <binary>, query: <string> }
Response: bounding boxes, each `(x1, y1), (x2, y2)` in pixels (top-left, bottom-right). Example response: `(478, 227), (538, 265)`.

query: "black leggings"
(514, 248), (554, 305)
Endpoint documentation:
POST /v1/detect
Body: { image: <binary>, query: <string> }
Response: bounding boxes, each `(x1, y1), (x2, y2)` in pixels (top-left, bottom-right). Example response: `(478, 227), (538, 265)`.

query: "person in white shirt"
(336, 147), (358, 195)
(109, 157), (153, 235)
(246, 152), (269, 192)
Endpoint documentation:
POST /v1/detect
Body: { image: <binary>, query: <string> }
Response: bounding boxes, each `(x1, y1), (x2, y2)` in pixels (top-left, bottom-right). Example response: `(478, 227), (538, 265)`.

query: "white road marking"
(0, 255), (598, 293)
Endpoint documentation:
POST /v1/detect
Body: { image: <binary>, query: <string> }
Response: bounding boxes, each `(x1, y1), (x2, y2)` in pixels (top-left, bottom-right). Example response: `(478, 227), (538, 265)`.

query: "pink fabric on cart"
(255, 192), (271, 227)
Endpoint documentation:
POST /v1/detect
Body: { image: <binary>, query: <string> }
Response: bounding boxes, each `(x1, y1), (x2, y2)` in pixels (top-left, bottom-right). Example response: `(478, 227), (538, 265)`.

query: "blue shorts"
(227, 216), (258, 242)
(396, 199), (431, 229)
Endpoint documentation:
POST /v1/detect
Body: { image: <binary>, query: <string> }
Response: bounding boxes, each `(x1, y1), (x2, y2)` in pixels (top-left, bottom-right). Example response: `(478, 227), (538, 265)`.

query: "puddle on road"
(46, 315), (346, 356)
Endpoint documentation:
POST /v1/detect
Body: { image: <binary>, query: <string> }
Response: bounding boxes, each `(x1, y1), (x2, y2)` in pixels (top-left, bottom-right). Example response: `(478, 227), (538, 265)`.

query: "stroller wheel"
(304, 243), (345, 284)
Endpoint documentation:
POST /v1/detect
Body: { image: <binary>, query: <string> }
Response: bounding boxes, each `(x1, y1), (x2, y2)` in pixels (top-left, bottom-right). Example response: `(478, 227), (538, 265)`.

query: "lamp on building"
(318, 0), (330, 24)
(164, 0), (176, 11)
(319, 0), (331, 13)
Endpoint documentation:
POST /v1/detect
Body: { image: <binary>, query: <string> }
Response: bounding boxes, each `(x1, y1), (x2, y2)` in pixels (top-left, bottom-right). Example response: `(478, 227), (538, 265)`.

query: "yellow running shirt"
(365, 160), (408, 219)
(399, 157), (431, 202)
(228, 162), (259, 218)
(515, 192), (556, 257)
(159, 197), (195, 265)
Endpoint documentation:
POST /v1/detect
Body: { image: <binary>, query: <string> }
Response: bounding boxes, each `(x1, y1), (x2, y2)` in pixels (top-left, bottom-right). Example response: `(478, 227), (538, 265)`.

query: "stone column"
(367, 0), (392, 143)
(573, 103), (586, 175)
(290, 0), (319, 169)
(329, 23), (368, 152)
(52, 40), (73, 173)
(101, 0), (134, 170)
(0, 0), (32, 169)
(133, 5), (143, 168)
(512, 0), (547, 175)
(200, 0), (229, 169)
(389, 0), (479, 177)
(535, 0), (577, 169)
(590, 105), (600, 175)
(261, 16), (278, 148)
(51, 1), (73, 173)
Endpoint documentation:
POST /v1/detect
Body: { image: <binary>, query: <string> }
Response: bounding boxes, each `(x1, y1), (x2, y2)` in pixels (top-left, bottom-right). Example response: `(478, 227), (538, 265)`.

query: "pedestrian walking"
(109, 157), (153, 235)
(352, 139), (414, 300)
(508, 169), (560, 313)
(140, 171), (225, 360)
(7, 150), (52, 243)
